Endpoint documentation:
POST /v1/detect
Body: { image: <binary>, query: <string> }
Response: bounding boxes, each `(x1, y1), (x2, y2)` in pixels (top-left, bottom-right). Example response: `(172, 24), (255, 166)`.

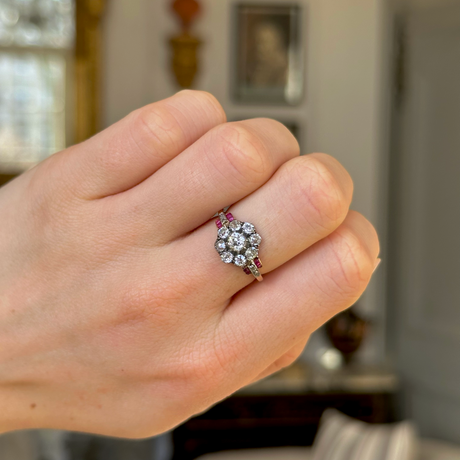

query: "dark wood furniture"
(172, 364), (398, 460)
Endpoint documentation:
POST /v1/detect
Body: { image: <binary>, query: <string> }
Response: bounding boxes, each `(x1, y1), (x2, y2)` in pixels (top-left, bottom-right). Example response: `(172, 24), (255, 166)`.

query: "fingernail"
(373, 258), (382, 274)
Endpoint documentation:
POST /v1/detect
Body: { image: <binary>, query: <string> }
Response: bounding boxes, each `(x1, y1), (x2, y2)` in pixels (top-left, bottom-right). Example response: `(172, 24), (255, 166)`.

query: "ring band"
(214, 210), (263, 282)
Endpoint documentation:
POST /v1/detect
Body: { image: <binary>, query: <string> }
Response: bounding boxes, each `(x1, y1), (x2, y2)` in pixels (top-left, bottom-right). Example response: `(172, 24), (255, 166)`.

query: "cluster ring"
(214, 210), (263, 282)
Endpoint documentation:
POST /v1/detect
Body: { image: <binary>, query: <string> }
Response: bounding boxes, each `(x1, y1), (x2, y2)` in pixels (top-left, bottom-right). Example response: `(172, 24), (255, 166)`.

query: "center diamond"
(228, 232), (246, 252)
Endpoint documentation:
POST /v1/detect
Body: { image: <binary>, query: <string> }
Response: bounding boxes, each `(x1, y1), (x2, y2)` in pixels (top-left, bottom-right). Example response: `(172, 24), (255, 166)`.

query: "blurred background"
(0, 0), (459, 459)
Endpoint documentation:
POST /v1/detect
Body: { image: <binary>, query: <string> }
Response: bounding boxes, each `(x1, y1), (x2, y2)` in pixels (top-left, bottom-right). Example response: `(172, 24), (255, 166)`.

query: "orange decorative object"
(172, 0), (201, 30)
(170, 0), (202, 88)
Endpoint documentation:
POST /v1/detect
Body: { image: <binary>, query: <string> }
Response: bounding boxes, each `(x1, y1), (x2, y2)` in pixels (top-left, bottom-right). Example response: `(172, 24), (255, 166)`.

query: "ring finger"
(171, 152), (353, 301)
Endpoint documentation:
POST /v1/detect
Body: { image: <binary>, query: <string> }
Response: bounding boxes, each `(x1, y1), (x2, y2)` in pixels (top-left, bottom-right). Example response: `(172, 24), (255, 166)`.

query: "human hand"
(0, 91), (379, 438)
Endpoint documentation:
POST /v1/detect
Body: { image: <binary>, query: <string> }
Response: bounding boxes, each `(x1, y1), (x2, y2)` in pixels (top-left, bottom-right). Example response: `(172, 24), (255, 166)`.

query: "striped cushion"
(311, 409), (418, 460)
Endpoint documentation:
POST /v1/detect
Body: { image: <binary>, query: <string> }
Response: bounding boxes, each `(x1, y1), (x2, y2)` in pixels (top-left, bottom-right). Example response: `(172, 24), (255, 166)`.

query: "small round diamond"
(228, 232), (246, 252)
(249, 233), (262, 246)
(229, 219), (242, 231)
(218, 227), (230, 239)
(242, 222), (255, 234)
(215, 240), (226, 253)
(245, 247), (258, 259)
(234, 254), (247, 267)
(221, 252), (233, 264)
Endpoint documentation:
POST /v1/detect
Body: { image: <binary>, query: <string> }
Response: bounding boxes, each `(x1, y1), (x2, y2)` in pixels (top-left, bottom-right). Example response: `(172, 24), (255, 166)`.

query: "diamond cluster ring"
(214, 210), (263, 282)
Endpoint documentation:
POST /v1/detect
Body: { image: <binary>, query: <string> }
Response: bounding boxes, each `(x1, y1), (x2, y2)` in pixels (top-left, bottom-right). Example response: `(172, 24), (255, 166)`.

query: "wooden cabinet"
(172, 365), (398, 460)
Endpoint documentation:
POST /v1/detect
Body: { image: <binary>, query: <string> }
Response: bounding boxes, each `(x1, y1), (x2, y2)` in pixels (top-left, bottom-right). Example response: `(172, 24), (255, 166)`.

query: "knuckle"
(212, 123), (271, 186)
(178, 90), (226, 123)
(312, 152), (353, 192)
(327, 222), (375, 297)
(260, 118), (300, 154)
(311, 152), (347, 170)
(282, 156), (349, 232)
(130, 103), (186, 156)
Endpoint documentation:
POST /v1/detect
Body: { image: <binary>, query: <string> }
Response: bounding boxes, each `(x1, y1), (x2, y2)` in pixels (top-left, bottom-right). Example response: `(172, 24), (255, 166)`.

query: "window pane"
(0, 0), (75, 48)
(0, 52), (66, 172)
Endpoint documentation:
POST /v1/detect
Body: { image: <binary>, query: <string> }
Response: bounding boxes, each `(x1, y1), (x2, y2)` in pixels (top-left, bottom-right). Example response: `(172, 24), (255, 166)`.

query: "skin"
(0, 90), (379, 439)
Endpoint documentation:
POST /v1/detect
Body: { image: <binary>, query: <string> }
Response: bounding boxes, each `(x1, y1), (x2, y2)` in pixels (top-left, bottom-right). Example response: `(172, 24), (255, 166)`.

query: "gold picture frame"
(75, 0), (106, 144)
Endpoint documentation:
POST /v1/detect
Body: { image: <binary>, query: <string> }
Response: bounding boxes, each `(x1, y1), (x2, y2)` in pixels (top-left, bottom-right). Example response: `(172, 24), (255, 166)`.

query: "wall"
(102, 0), (390, 362)
(387, 0), (460, 439)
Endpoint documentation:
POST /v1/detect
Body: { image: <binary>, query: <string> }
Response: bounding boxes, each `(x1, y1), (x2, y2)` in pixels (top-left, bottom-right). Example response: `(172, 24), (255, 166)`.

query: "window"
(0, 0), (74, 173)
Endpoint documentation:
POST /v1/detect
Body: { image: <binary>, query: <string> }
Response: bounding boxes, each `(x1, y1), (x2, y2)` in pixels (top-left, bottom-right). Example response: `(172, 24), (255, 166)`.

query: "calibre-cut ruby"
(244, 267), (251, 275)
(216, 219), (223, 228)
(226, 213), (234, 222)
(254, 258), (262, 268)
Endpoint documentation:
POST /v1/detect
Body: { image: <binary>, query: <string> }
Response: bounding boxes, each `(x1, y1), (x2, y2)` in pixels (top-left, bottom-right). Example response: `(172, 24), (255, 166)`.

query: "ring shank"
(248, 261), (263, 282)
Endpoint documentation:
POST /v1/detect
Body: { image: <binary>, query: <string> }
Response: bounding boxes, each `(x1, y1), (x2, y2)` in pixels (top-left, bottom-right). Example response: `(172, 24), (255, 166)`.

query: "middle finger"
(116, 118), (300, 245)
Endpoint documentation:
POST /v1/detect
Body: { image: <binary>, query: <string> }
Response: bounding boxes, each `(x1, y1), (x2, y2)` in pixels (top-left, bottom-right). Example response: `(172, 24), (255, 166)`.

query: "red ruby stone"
(243, 267), (251, 275)
(216, 219), (223, 229)
(226, 213), (234, 222)
(254, 258), (262, 269)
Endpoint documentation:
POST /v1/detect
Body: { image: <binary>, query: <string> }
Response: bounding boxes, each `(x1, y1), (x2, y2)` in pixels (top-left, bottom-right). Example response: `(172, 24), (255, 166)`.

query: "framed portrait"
(233, 4), (304, 105)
